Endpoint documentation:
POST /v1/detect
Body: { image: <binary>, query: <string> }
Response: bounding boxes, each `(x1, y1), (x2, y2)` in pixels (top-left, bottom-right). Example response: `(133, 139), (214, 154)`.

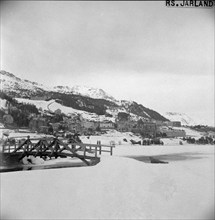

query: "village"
(1, 100), (186, 140)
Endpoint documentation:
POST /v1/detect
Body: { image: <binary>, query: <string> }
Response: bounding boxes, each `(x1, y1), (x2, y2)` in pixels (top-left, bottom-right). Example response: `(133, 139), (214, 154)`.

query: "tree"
(3, 114), (14, 124)
(55, 109), (62, 115)
(117, 112), (130, 121)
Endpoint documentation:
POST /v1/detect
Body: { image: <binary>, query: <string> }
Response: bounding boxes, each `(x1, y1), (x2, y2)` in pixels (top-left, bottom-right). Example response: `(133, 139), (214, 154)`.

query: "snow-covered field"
(15, 98), (116, 122)
(13, 98), (164, 123)
(1, 129), (214, 219)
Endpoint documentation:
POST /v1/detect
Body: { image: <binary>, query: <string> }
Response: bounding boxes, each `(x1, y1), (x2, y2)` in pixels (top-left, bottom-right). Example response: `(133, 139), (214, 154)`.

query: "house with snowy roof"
(164, 121), (182, 127)
(99, 121), (115, 130)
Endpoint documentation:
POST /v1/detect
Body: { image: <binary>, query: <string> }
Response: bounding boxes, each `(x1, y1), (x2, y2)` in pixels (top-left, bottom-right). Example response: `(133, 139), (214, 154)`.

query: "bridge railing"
(1, 136), (115, 157)
(57, 139), (114, 157)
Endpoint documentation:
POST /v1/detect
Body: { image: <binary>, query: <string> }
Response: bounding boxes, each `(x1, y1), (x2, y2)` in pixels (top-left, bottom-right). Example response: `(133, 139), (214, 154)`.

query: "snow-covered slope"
(0, 70), (169, 122)
(15, 98), (116, 122)
(0, 70), (52, 95)
(163, 112), (197, 126)
(15, 98), (156, 123)
(53, 85), (117, 102)
(0, 70), (117, 101)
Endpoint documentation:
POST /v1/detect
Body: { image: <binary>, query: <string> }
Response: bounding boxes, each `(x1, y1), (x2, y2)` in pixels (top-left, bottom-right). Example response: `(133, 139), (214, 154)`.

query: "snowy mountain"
(0, 70), (51, 97)
(0, 70), (116, 102)
(163, 112), (197, 126)
(0, 70), (168, 122)
(53, 85), (117, 102)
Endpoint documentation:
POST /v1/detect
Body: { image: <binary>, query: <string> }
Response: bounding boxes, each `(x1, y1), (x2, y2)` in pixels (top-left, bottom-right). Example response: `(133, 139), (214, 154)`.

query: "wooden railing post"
(40, 139), (43, 155)
(14, 140), (16, 151)
(97, 141), (102, 155)
(83, 145), (86, 158)
(26, 136), (30, 152)
(110, 146), (113, 156)
(99, 145), (101, 155)
(95, 146), (97, 158)
(8, 142), (10, 153)
(2, 143), (5, 153)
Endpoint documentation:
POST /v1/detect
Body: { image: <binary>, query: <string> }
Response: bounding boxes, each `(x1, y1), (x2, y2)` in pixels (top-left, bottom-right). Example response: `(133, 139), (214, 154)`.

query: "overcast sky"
(1, 1), (214, 125)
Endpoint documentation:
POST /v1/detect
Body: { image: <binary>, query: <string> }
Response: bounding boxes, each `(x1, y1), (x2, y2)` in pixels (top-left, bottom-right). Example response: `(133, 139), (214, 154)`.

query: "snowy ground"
(1, 129), (214, 219)
(15, 98), (116, 122)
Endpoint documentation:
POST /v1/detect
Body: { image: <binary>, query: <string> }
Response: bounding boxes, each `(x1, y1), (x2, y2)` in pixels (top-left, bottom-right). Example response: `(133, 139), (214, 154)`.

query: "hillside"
(163, 112), (197, 126)
(0, 70), (116, 101)
(53, 85), (117, 103)
(0, 70), (50, 97)
(122, 101), (168, 121)
(0, 70), (168, 122)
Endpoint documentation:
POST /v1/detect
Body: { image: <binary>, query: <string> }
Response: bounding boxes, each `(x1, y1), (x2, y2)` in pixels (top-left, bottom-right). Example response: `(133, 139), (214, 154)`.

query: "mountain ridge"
(0, 70), (170, 123)
(163, 112), (197, 126)
(0, 70), (116, 101)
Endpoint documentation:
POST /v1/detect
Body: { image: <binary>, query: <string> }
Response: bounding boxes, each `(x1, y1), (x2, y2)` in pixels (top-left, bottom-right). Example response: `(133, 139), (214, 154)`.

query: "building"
(66, 121), (83, 133)
(155, 120), (165, 126)
(39, 126), (49, 134)
(172, 121), (182, 127)
(158, 126), (186, 137)
(116, 120), (136, 132)
(61, 114), (84, 133)
(99, 121), (115, 130)
(50, 122), (61, 132)
(164, 121), (181, 127)
(82, 120), (99, 130)
(132, 120), (157, 137)
(29, 117), (48, 132)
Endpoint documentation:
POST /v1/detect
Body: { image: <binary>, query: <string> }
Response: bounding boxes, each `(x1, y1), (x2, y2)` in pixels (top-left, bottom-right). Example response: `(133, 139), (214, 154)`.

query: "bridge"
(1, 136), (115, 166)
